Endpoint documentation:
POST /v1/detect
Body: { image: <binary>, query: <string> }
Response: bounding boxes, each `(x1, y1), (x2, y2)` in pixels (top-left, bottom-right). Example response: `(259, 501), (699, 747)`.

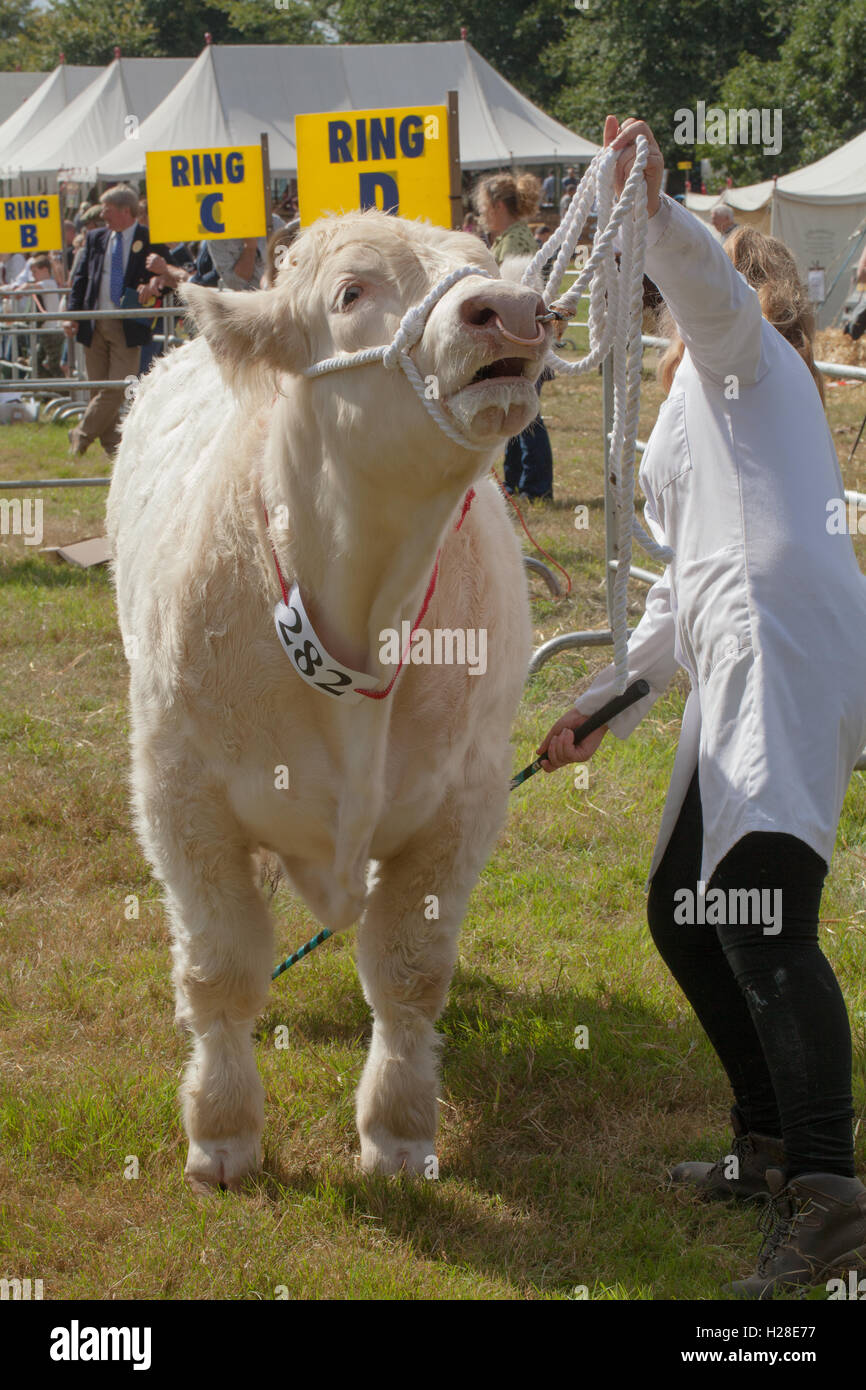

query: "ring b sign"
(296, 106), (451, 227)
(145, 146), (266, 241)
(0, 195), (62, 252)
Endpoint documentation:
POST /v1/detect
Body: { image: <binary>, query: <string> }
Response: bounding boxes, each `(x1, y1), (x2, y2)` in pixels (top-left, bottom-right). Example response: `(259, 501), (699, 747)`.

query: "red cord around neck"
(263, 487), (475, 700)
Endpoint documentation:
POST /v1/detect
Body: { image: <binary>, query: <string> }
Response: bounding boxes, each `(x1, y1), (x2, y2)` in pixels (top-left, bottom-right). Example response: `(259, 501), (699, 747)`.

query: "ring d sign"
(295, 105), (452, 229)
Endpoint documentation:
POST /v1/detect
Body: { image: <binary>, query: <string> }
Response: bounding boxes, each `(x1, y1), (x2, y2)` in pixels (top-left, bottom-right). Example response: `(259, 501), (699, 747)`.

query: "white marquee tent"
(687, 130), (866, 326)
(3, 56), (193, 184)
(0, 64), (101, 175)
(0, 71), (46, 125)
(96, 40), (599, 180)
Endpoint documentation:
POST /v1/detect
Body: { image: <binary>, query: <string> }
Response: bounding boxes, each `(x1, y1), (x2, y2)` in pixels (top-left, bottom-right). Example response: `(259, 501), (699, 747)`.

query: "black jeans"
(647, 770), (855, 1179)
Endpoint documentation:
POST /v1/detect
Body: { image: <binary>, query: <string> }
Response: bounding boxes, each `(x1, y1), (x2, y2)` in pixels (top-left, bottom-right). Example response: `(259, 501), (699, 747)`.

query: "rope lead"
(525, 138), (673, 691)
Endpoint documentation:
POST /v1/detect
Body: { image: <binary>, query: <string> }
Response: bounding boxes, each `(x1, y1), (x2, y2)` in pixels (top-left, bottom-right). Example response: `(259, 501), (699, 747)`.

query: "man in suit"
(64, 184), (168, 457)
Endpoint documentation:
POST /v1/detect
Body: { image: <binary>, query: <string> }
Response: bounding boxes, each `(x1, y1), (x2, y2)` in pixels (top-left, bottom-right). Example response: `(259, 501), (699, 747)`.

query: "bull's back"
(106, 337), (235, 633)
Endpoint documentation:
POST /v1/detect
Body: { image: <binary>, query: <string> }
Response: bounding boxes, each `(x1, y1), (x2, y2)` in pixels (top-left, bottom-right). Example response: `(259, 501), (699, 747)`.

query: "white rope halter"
(303, 134), (673, 690)
(305, 263), (497, 451)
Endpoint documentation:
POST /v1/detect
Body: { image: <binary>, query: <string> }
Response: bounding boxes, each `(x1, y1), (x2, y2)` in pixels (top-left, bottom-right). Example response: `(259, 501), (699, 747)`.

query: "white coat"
(578, 193), (866, 884)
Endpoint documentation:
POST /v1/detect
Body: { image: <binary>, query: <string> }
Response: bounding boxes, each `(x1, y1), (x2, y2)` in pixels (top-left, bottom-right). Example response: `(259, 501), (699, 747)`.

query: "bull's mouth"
(469, 355), (532, 385)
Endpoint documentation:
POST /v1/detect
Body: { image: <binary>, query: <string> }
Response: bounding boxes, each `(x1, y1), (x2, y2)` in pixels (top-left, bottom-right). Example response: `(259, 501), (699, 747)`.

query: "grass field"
(1, 359), (865, 1301)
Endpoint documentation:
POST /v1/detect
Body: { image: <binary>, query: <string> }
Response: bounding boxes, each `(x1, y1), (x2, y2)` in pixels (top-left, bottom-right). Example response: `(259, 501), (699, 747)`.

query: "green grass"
(1, 371), (865, 1301)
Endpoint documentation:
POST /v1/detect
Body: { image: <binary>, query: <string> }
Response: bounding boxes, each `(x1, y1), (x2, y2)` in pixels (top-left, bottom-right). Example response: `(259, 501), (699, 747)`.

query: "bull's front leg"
(354, 787), (507, 1175)
(134, 764), (273, 1192)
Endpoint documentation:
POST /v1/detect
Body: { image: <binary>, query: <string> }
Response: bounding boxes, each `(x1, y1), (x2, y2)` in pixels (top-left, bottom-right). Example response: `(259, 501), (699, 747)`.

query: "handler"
(538, 116), (866, 1298)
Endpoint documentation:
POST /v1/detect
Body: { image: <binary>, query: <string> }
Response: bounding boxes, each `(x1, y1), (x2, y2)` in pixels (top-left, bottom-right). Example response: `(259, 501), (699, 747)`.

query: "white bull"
(107, 210), (551, 1190)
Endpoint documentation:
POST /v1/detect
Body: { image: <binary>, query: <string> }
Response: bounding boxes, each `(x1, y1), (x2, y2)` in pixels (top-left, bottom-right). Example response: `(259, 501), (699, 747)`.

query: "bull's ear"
(180, 284), (307, 376)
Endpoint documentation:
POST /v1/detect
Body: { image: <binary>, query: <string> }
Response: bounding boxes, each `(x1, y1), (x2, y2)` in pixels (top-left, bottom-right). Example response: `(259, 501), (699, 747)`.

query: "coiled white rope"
(527, 137), (673, 690)
(305, 262), (496, 452)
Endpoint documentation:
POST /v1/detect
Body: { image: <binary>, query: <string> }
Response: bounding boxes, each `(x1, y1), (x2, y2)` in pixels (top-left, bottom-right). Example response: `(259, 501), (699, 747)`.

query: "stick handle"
(509, 678), (650, 791)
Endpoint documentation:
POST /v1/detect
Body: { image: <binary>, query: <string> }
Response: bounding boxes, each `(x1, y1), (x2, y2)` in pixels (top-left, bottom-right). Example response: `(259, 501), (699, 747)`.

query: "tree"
(544, 0), (793, 163)
(320, 0), (571, 110)
(24, 0), (160, 67)
(0, 0), (40, 68)
(141, 0), (324, 55)
(720, 0), (866, 181)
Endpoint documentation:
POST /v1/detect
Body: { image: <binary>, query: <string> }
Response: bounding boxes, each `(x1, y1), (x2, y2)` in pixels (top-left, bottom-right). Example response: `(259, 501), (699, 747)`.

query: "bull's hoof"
(359, 1133), (437, 1177)
(185, 1134), (261, 1193)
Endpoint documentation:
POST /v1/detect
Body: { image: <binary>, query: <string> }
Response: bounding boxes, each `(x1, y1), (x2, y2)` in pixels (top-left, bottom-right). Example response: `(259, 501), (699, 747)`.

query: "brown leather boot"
(668, 1106), (784, 1203)
(730, 1168), (866, 1299)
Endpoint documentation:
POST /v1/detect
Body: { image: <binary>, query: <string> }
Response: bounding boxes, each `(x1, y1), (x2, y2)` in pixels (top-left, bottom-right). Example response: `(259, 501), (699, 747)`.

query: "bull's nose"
(459, 286), (547, 343)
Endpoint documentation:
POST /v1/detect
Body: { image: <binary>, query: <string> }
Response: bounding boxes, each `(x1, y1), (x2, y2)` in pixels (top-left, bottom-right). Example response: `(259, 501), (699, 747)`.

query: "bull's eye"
(340, 285), (363, 310)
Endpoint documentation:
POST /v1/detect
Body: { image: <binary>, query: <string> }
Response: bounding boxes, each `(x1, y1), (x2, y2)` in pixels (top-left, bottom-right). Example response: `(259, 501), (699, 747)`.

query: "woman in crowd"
(473, 170), (554, 501)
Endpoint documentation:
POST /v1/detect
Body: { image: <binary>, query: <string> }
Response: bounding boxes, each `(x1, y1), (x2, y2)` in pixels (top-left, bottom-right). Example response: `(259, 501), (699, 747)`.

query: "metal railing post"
(602, 354), (616, 628)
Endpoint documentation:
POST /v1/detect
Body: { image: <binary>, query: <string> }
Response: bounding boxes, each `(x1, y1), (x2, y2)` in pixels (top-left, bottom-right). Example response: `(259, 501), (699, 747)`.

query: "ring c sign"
(0, 195), (62, 252)
(296, 105), (451, 228)
(145, 145), (266, 241)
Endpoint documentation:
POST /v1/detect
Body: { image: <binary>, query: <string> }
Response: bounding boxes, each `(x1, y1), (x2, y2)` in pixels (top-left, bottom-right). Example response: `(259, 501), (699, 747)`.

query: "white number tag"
(274, 584), (373, 704)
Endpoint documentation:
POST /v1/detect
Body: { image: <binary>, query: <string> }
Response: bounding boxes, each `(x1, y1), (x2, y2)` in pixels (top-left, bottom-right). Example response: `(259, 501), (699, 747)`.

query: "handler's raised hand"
(535, 707), (608, 772)
(603, 115), (663, 216)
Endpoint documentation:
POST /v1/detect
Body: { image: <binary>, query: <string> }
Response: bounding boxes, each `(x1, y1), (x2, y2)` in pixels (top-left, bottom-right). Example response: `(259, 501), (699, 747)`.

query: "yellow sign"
(0, 194), (62, 253)
(145, 145), (266, 241)
(296, 105), (451, 227)
(676, 161), (693, 170)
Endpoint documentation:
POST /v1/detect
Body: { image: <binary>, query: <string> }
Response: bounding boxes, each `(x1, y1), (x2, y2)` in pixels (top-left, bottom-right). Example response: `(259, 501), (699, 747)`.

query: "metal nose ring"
(492, 314), (546, 346)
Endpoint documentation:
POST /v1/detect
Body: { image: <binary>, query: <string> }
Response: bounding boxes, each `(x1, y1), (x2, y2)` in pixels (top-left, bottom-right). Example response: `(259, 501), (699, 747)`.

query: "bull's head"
(182, 210), (552, 469)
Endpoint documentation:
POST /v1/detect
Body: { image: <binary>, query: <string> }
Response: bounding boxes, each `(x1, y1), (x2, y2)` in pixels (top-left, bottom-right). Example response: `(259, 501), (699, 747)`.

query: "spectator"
(1, 254), (64, 379)
(473, 170), (541, 262)
(559, 179), (578, 219)
(204, 237), (263, 291)
(1, 251), (28, 286)
(710, 204), (737, 242)
(473, 170), (554, 501)
(63, 183), (168, 458)
(541, 170), (556, 205)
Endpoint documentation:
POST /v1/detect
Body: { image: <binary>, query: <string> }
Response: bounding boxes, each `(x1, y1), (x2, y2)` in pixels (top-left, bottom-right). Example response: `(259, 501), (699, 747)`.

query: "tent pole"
(447, 90), (462, 230)
(260, 131), (272, 235)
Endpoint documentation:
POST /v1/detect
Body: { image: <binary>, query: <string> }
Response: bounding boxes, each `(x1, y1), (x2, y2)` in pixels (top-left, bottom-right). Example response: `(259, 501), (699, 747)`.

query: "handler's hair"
(657, 224), (824, 403)
(473, 171), (541, 224)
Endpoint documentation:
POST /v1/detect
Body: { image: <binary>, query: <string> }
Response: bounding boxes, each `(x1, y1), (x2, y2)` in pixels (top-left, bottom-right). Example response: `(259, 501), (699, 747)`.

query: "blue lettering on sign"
(399, 115), (424, 158)
(328, 121), (353, 163)
(225, 151), (244, 183)
(370, 118), (395, 160)
(170, 152), (245, 187)
(328, 115), (425, 164)
(359, 173), (399, 215)
(3, 198), (50, 220)
(20, 224), (38, 247)
(199, 193), (225, 233)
